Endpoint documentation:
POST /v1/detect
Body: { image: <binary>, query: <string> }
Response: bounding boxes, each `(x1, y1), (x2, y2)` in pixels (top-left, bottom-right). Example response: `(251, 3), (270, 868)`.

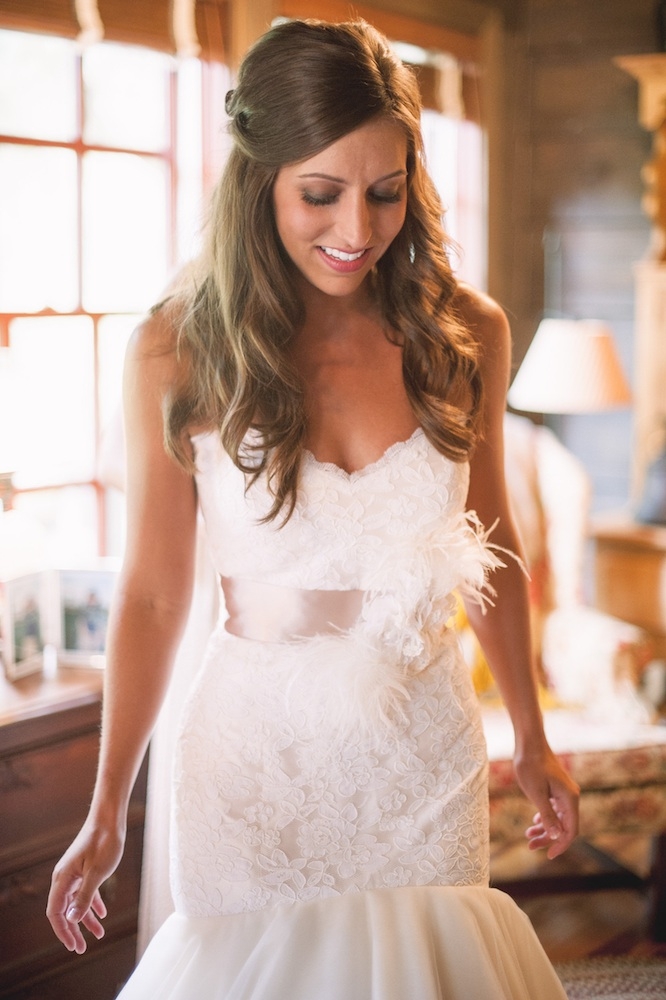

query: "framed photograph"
(0, 572), (47, 680)
(56, 566), (119, 666)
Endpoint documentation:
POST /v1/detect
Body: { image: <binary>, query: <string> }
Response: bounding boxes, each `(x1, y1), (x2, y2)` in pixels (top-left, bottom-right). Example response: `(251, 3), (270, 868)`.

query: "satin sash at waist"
(220, 575), (365, 642)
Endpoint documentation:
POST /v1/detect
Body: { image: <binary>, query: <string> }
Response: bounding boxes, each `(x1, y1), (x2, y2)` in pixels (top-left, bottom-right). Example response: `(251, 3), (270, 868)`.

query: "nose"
(337, 192), (372, 249)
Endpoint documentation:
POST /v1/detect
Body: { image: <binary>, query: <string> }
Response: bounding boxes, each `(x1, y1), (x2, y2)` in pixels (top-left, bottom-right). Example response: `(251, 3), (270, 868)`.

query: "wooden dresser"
(0, 667), (147, 1000)
(590, 515), (666, 659)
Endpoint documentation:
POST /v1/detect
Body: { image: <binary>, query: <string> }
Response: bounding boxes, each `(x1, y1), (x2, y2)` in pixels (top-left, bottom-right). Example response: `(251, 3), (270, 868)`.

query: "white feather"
(282, 511), (516, 740)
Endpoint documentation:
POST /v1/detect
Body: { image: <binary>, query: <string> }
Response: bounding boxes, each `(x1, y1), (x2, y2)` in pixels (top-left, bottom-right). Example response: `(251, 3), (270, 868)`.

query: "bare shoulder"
(125, 299), (185, 389)
(452, 284), (510, 350)
(453, 284), (513, 412)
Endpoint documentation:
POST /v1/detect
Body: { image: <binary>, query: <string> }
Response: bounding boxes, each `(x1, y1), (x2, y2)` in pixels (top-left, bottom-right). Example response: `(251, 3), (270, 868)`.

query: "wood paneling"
(279, 0), (482, 62)
(502, 0), (657, 511)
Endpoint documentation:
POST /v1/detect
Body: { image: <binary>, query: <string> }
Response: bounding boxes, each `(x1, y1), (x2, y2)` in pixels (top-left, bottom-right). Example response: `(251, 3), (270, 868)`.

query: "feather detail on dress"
(283, 510), (515, 739)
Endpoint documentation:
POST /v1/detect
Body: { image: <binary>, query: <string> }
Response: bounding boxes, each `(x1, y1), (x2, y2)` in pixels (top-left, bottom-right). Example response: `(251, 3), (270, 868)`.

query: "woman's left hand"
(513, 744), (580, 860)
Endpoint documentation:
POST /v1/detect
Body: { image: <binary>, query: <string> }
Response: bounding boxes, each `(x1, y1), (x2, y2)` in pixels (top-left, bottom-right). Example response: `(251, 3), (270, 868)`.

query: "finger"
(92, 890), (107, 920)
(47, 910), (82, 953)
(532, 795), (563, 843)
(545, 802), (578, 859)
(79, 890), (107, 940)
(525, 822), (553, 852)
(81, 909), (106, 941)
(47, 872), (85, 952)
(52, 907), (89, 954)
(65, 869), (104, 926)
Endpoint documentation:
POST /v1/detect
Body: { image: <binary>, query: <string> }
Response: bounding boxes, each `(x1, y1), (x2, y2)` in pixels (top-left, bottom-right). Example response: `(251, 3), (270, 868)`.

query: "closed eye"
(370, 190), (403, 204)
(301, 191), (338, 207)
(301, 189), (403, 207)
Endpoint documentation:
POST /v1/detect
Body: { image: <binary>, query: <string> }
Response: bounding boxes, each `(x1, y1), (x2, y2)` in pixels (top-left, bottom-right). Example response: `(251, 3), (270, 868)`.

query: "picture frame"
(0, 572), (48, 680)
(56, 565), (119, 666)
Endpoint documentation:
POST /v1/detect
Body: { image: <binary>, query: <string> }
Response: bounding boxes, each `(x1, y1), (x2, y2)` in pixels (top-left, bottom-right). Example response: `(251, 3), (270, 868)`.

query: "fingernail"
(67, 906), (80, 922)
(549, 829), (560, 841)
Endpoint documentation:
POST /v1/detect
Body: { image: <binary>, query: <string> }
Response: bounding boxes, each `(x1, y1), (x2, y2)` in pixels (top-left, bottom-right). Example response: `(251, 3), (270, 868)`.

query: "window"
(422, 110), (486, 290)
(0, 29), (210, 564)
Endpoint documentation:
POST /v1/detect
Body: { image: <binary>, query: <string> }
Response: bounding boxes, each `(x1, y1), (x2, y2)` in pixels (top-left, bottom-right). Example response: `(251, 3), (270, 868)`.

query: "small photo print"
(0, 572), (47, 680)
(58, 567), (118, 663)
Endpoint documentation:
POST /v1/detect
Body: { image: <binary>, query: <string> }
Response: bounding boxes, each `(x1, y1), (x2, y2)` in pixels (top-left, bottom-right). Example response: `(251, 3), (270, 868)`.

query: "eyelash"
(301, 190), (402, 207)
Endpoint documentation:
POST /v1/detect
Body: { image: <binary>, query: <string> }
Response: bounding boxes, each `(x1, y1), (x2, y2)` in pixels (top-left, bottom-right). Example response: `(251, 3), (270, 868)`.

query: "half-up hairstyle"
(165, 18), (482, 522)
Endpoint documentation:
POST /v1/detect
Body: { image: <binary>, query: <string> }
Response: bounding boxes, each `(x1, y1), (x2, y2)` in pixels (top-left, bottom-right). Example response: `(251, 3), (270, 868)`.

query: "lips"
(317, 245), (370, 273)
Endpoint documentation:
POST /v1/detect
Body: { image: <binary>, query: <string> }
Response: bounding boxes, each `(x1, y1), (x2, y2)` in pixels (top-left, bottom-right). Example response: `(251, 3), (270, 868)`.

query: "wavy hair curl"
(165, 18), (482, 522)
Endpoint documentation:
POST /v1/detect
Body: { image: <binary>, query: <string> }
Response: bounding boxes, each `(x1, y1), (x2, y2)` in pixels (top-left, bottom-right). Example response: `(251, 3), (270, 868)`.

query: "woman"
(48, 19), (578, 998)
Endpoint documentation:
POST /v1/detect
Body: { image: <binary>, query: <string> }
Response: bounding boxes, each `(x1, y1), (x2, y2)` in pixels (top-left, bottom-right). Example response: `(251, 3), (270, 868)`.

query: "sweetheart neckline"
(302, 427), (426, 481)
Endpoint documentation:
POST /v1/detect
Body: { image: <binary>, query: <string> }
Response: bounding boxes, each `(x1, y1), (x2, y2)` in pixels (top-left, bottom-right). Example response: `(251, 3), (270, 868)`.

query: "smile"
(319, 246), (367, 262)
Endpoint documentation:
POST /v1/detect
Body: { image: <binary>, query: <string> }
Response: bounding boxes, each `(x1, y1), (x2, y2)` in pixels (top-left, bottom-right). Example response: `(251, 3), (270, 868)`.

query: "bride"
(48, 18), (578, 998)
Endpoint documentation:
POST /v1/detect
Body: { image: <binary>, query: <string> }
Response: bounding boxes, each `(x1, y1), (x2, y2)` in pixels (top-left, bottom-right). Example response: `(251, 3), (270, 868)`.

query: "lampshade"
(507, 318), (632, 414)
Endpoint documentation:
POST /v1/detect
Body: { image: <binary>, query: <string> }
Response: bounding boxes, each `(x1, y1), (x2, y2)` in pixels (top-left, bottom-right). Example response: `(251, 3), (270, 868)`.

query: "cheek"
(383, 205), (407, 242)
(277, 201), (323, 249)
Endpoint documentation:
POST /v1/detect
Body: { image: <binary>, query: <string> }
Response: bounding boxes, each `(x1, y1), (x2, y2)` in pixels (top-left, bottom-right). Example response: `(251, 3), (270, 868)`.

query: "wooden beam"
(228, 0), (277, 70)
(278, 0), (481, 64)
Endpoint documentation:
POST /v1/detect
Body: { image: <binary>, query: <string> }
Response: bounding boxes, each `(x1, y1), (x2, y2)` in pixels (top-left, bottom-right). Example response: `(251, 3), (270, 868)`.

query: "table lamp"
(507, 318), (631, 414)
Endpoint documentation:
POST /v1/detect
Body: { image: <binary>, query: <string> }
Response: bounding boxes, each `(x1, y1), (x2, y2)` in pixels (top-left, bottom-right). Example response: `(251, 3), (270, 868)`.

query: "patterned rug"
(555, 957), (666, 999)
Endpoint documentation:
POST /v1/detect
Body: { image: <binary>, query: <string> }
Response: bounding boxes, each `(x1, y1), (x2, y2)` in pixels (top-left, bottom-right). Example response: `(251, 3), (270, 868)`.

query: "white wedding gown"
(118, 428), (566, 999)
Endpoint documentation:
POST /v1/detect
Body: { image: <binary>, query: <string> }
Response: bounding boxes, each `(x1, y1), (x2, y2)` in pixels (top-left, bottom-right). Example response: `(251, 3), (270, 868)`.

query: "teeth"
(320, 246), (366, 262)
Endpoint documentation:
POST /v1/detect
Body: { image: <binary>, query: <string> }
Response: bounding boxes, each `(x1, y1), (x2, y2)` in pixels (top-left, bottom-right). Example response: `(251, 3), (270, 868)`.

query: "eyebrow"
(297, 170), (408, 183)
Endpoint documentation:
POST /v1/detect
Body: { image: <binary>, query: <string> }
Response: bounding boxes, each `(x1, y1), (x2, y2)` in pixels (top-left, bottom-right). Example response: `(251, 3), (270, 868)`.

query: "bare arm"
(47, 308), (199, 952)
(459, 288), (579, 859)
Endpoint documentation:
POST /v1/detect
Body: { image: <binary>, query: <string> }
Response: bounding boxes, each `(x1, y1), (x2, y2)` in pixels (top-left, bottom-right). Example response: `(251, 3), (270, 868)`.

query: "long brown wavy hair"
(165, 18), (483, 522)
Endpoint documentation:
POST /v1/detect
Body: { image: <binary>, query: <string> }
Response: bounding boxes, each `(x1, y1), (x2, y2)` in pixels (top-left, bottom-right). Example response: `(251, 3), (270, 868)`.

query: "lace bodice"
(194, 427), (472, 591)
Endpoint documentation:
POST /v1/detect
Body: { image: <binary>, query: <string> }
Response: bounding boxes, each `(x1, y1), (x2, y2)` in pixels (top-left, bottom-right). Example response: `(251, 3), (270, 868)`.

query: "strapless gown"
(117, 428), (566, 999)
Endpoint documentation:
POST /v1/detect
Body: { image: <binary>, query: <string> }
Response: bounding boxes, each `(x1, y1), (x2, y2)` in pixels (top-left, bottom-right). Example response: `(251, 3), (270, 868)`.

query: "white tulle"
(119, 886), (567, 1000)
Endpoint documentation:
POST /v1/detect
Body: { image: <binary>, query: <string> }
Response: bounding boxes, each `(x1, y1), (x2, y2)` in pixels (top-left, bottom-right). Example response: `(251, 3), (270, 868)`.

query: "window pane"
(83, 43), (170, 152)
(421, 110), (486, 289)
(176, 58), (204, 262)
(104, 486), (127, 558)
(10, 317), (95, 488)
(0, 145), (79, 312)
(97, 314), (138, 492)
(14, 486), (99, 565)
(0, 348), (18, 474)
(455, 120), (487, 290)
(0, 30), (77, 142)
(82, 151), (169, 313)
(98, 315), (140, 431)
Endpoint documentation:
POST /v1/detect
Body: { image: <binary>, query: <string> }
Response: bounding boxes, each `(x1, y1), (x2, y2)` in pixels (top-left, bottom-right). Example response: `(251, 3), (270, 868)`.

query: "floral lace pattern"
(172, 431), (495, 917)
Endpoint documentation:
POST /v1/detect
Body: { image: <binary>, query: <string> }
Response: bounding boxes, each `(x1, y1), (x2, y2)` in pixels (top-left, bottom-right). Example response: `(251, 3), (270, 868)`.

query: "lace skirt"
(169, 627), (489, 917)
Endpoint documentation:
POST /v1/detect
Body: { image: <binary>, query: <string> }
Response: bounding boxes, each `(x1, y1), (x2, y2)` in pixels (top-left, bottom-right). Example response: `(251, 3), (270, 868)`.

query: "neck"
(296, 277), (381, 342)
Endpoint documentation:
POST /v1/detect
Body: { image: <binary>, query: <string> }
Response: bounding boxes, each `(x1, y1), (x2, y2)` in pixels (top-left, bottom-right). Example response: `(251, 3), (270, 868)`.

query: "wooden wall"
(503, 0), (656, 511)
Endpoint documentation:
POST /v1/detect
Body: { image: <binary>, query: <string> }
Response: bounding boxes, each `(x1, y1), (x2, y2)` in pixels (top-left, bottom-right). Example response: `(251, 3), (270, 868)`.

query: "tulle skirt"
(117, 885), (567, 999)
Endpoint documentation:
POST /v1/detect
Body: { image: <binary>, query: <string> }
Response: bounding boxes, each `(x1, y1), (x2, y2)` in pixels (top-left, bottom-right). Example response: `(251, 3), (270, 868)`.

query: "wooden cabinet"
(590, 515), (666, 659)
(0, 668), (147, 1000)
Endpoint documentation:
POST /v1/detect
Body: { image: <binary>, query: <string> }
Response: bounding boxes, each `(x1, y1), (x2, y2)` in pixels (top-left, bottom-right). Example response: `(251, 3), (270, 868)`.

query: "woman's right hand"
(47, 817), (125, 954)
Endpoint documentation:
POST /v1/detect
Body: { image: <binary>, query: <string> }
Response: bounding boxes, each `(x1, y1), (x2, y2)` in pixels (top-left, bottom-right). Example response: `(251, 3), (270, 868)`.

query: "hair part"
(165, 18), (482, 523)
